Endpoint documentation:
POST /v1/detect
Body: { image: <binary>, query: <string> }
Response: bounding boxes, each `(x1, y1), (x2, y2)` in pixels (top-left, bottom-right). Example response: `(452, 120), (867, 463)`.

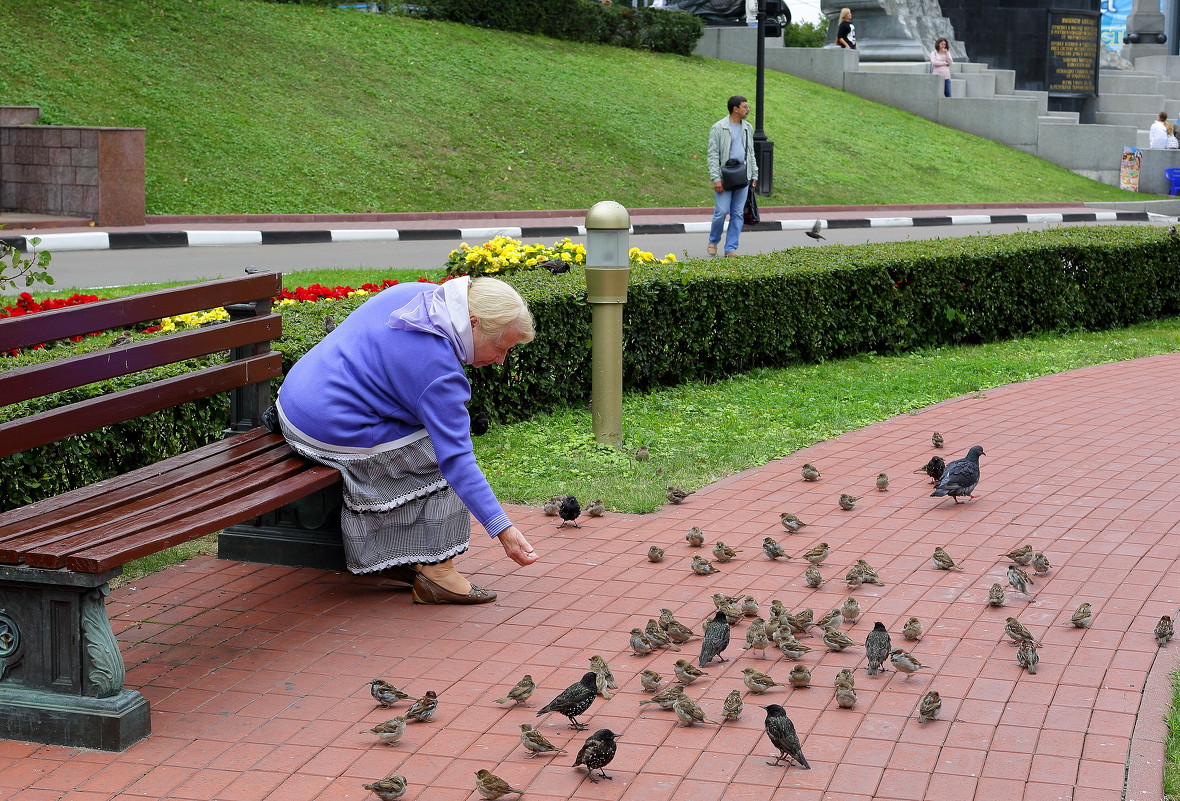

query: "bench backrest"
(0, 272), (284, 459)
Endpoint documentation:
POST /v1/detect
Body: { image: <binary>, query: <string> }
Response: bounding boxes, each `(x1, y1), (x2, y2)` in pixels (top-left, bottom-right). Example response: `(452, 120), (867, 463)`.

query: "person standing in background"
(930, 37), (953, 97)
(706, 95), (759, 258)
(836, 7), (856, 49)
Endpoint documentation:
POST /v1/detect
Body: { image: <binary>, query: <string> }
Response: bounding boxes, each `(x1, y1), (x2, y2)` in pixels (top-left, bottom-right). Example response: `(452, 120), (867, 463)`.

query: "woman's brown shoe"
(411, 572), (497, 605)
(374, 564), (418, 585)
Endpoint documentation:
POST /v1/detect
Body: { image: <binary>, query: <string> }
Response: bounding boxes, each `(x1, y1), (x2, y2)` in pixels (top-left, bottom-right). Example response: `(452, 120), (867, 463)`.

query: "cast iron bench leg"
(219, 483), (347, 571)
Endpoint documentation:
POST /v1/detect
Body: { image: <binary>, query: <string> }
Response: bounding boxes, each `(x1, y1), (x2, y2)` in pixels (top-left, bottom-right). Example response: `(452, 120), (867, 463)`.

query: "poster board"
(1120, 146), (1142, 192)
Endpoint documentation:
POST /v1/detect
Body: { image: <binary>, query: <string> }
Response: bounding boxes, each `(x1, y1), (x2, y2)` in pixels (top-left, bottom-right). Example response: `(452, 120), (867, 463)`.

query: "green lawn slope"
(0, 0), (1140, 214)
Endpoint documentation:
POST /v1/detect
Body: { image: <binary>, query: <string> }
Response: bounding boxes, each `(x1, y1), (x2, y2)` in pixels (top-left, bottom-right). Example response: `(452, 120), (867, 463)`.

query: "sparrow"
(673, 693), (719, 726)
(987, 583), (1006, 607)
(639, 684), (686, 710)
(903, 617), (924, 641)
(804, 564), (825, 588)
(536, 672), (599, 729)
(322, 314), (337, 334)
(361, 716), (406, 746)
(741, 595), (760, 617)
(699, 610), (731, 666)
(1156, 615), (1174, 646)
(635, 445), (650, 461)
(762, 704), (811, 768)
(795, 608), (814, 628)
(777, 636), (815, 661)
(586, 498), (605, 518)
(589, 655), (618, 691)
(835, 684), (857, 708)
(629, 628), (654, 656)
(690, 555), (720, 575)
(1004, 617), (1041, 646)
(404, 690), (438, 722)
(769, 599), (787, 619)
(647, 545), (665, 563)
(717, 601), (743, 626)
(712, 541), (740, 562)
(840, 597), (861, 624)
(805, 220), (825, 242)
(788, 664), (812, 688)
(474, 769), (524, 800)
(711, 592), (742, 609)
(368, 679), (411, 708)
(778, 611), (810, 638)
(801, 463), (821, 481)
(1016, 641), (1039, 674)
(1031, 552), (1051, 576)
(628, 668), (659, 695)
(1000, 545), (1034, 565)
(762, 537), (790, 560)
(932, 431), (944, 448)
(930, 445), (985, 503)
(742, 667), (782, 694)
(853, 559), (886, 586)
(801, 542), (830, 565)
(519, 723), (567, 757)
(932, 546), (963, 571)
(834, 668), (855, 689)
(890, 648), (929, 679)
(1069, 603), (1092, 628)
(815, 608), (842, 630)
(838, 494), (861, 511)
(645, 619), (681, 652)
(744, 620), (772, 658)
(865, 621), (892, 675)
(659, 609), (695, 643)
(558, 495), (581, 528)
(685, 526), (705, 547)
(667, 485), (693, 504)
(914, 455), (946, 484)
(779, 512), (808, 532)
(917, 690), (941, 723)
(876, 472), (889, 491)
(674, 658), (708, 684)
(495, 674), (536, 706)
(363, 774), (407, 801)
(822, 626), (858, 652)
(844, 566), (865, 588)
(572, 728), (619, 783)
(1007, 565), (1035, 597)
(543, 496), (564, 516)
(721, 689), (744, 721)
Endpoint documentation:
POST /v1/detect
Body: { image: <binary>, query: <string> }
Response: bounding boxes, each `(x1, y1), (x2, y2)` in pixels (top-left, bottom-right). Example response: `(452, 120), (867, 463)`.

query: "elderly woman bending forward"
(276, 276), (538, 604)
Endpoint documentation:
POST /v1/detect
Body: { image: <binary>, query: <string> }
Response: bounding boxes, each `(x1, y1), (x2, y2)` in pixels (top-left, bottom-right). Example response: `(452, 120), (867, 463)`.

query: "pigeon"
(572, 729), (619, 783)
(1000, 545), (1034, 565)
(914, 456), (946, 484)
(761, 704), (811, 768)
(917, 691), (941, 723)
(932, 546), (963, 571)
(805, 220), (825, 241)
(876, 472), (889, 491)
(363, 774), (408, 800)
(1156, 615), (1174, 646)
(931, 432), (944, 448)
(721, 689), (744, 721)
(639, 669), (663, 692)
(685, 526), (705, 547)
(838, 494), (861, 511)
(495, 675), (536, 706)
(471, 410), (490, 436)
(585, 498), (605, 518)
(865, 622), (892, 675)
(474, 769), (524, 800)
(536, 672), (599, 729)
(779, 512), (808, 532)
(558, 495), (581, 528)
(519, 723), (567, 757)
(1069, 603), (1092, 628)
(699, 610), (731, 666)
(801, 463), (821, 481)
(903, 617), (924, 641)
(368, 679), (410, 708)
(930, 445), (985, 503)
(666, 485), (693, 504)
(762, 537), (789, 560)
(361, 716), (406, 746)
(647, 545), (665, 563)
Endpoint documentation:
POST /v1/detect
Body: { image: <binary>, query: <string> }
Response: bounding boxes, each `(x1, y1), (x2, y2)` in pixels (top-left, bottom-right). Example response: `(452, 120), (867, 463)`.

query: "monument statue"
(821, 0), (966, 61)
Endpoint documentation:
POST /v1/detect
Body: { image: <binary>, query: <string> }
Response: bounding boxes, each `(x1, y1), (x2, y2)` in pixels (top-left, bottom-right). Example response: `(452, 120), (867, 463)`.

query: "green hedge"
(3, 225), (1178, 511)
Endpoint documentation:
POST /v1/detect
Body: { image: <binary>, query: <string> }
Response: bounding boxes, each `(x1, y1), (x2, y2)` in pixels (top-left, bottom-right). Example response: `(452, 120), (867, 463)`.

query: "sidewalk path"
(1, 354), (1178, 801)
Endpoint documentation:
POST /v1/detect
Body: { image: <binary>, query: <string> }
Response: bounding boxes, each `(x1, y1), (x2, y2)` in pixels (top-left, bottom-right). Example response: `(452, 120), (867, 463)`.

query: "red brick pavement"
(3, 354), (1180, 801)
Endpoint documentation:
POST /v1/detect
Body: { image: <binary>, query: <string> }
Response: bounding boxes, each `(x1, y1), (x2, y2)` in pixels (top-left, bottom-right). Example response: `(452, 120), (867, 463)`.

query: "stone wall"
(0, 107), (145, 226)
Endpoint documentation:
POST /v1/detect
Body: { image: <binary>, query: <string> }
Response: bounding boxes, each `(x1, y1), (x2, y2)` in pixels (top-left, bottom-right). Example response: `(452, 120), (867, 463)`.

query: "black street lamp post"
(753, 0), (783, 196)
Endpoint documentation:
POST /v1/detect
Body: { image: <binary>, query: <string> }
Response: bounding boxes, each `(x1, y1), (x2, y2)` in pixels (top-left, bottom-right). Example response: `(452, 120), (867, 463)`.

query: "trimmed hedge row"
(3, 225), (1178, 511)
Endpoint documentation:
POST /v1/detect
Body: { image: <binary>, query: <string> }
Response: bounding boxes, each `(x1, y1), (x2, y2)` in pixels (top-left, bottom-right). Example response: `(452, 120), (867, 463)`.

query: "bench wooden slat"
(0, 314), (281, 406)
(0, 273), (281, 351)
(0, 352), (282, 458)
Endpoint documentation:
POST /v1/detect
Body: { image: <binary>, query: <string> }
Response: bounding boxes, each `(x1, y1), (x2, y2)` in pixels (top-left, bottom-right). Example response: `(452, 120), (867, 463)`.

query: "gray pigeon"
(930, 445), (985, 504)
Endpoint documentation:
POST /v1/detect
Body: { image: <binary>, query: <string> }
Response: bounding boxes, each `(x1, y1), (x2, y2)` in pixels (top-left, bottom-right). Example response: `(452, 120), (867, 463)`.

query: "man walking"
(707, 95), (758, 257)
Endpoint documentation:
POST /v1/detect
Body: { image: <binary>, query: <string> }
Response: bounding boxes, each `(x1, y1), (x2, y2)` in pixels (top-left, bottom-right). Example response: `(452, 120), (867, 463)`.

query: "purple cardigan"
(277, 282), (511, 537)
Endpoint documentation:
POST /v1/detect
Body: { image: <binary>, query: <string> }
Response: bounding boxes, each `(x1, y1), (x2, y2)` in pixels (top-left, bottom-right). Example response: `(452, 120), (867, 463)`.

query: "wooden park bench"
(0, 272), (341, 751)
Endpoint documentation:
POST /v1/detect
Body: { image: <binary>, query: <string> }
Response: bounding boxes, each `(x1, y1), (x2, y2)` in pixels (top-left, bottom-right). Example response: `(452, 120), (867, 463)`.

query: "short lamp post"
(584, 201), (631, 448)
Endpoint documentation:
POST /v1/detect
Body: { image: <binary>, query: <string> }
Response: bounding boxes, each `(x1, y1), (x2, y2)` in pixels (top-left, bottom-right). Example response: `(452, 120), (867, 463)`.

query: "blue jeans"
(943, 78), (951, 97)
(709, 182), (749, 254)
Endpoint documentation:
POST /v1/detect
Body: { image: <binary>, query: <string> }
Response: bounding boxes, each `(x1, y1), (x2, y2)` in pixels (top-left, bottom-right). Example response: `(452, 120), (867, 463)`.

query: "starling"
(932, 431), (944, 448)
(538, 258), (571, 274)
(363, 774), (408, 801)
(690, 555), (720, 575)
(404, 690), (438, 722)
(474, 769), (524, 800)
(779, 512), (808, 532)
(801, 463), (821, 481)
(840, 597), (861, 624)
(645, 619), (681, 652)
(368, 678), (411, 708)
(1156, 615), (1174, 646)
(361, 716), (406, 746)
(930, 445), (985, 503)
(865, 621), (892, 675)
(835, 684), (857, 708)
(804, 564), (825, 588)
(1069, 603), (1092, 628)
(543, 496), (564, 516)
(903, 617), (923, 641)
(801, 542), (830, 565)
(741, 595), (760, 617)
(761, 704), (811, 768)
(987, 583), (1006, 607)
(672, 693), (719, 726)
(1031, 552), (1051, 576)
(712, 541), (741, 562)
(742, 667), (783, 694)
(1016, 641), (1039, 674)
(1004, 617), (1040, 645)
(495, 675), (536, 706)
(699, 610), (731, 666)
(834, 668), (855, 689)
(558, 495), (581, 528)
(639, 684), (686, 710)
(932, 546), (963, 571)
(471, 410), (490, 436)
(635, 445), (650, 462)
(673, 658), (708, 684)
(639, 669), (663, 692)
(822, 626), (858, 652)
(1000, 545), (1034, 565)
(536, 672), (599, 729)
(667, 485), (693, 504)
(519, 723), (566, 757)
(1007, 565), (1034, 597)
(890, 648), (929, 679)
(917, 690), (941, 723)
(762, 537), (789, 560)
(788, 664), (812, 688)
(647, 545), (665, 563)
(685, 526), (705, 547)
(838, 494), (861, 511)
(586, 498), (605, 518)
(629, 628), (654, 656)
(805, 220), (826, 242)
(876, 472), (889, 491)
(588, 655), (619, 691)
(573, 728), (619, 783)
(721, 689), (744, 722)
(914, 456), (946, 484)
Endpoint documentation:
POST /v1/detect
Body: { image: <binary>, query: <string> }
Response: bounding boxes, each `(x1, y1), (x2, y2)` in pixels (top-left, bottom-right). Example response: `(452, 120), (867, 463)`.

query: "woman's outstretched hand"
(497, 526), (538, 566)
